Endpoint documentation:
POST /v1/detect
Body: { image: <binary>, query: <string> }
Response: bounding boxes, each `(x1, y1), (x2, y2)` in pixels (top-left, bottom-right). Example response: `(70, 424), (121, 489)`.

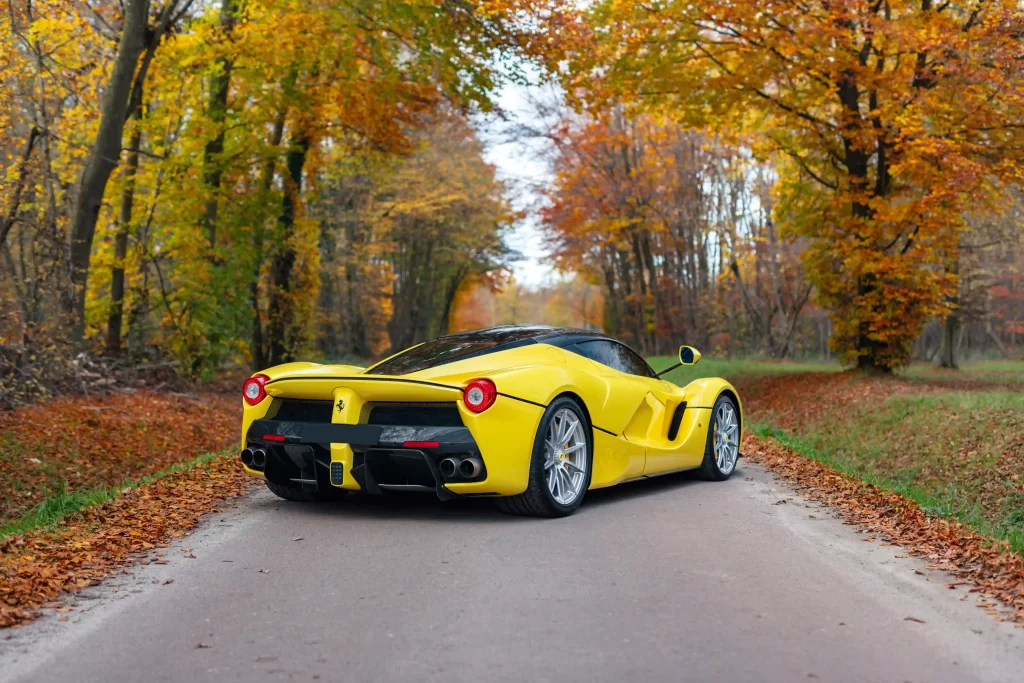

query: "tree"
(68, 0), (193, 343)
(569, 0), (1024, 369)
(540, 111), (810, 356)
(315, 114), (514, 358)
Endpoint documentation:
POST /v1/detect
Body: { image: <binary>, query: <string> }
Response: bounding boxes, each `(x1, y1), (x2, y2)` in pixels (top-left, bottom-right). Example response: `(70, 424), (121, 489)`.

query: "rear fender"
(679, 377), (743, 442)
(680, 377), (742, 416)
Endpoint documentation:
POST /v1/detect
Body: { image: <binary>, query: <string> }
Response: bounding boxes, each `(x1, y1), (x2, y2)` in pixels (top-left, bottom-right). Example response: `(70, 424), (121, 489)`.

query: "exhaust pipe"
(251, 448), (267, 469)
(240, 448), (255, 467)
(458, 457), (482, 479)
(439, 457), (458, 479)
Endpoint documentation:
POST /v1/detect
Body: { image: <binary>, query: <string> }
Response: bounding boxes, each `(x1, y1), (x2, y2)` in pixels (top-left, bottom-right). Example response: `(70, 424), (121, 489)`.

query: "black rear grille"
(267, 398), (334, 423)
(367, 403), (462, 427)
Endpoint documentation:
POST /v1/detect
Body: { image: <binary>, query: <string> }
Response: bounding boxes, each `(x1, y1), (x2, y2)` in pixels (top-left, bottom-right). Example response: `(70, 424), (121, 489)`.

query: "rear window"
(365, 328), (546, 375)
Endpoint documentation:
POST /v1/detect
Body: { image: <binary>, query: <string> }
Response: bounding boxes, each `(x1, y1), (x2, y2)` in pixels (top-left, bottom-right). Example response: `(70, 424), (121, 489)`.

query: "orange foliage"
(564, 1), (1024, 368)
(0, 392), (239, 523)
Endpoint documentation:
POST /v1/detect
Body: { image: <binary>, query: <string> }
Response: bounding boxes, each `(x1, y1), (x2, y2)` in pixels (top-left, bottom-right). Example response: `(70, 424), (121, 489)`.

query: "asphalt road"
(3, 463), (1023, 683)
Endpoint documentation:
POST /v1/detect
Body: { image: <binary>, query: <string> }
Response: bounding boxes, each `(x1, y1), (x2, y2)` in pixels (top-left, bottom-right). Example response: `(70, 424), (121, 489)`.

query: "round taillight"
(242, 374), (269, 406)
(463, 378), (496, 413)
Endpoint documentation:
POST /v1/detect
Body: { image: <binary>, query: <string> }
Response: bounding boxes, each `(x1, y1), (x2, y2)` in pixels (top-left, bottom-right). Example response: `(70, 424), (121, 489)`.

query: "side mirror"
(679, 346), (701, 366)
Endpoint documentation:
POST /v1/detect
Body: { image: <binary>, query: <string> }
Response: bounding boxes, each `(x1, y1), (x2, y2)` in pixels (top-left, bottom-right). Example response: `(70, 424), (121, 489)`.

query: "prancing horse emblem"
(336, 398), (345, 412)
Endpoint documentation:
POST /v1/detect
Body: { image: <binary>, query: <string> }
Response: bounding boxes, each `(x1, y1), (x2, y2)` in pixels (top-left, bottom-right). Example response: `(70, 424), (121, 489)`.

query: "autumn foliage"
(0, 1), (555, 384)
(2, 0), (1023, 387)
(560, 0), (1024, 369)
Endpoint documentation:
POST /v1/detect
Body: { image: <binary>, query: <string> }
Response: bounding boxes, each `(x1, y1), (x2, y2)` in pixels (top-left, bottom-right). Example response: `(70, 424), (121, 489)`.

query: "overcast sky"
(475, 80), (559, 287)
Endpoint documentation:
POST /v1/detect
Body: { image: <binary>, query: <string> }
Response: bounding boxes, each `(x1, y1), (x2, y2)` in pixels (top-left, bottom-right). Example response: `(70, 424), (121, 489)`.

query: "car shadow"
(249, 466), (739, 524)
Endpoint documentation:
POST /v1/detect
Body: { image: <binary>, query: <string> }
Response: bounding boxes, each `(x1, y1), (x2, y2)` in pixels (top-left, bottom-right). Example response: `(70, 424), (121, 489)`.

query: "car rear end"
(238, 360), (545, 500)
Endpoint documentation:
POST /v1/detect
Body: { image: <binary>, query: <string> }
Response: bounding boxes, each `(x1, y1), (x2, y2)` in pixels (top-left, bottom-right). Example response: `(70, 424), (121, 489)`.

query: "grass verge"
(744, 380), (1024, 556)
(647, 356), (841, 386)
(1, 449), (254, 628)
(0, 450), (230, 542)
(750, 421), (1024, 555)
(744, 433), (1024, 623)
(0, 390), (239, 525)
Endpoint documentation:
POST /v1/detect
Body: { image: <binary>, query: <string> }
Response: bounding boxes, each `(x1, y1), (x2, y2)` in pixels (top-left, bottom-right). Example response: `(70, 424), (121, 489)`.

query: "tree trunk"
(67, 0), (151, 342)
(266, 129), (311, 366)
(0, 127), (40, 247)
(106, 98), (144, 356)
(937, 312), (960, 369)
(937, 258), (961, 369)
(343, 220), (371, 358)
(249, 109), (286, 369)
(438, 266), (469, 336)
(202, 0), (237, 250)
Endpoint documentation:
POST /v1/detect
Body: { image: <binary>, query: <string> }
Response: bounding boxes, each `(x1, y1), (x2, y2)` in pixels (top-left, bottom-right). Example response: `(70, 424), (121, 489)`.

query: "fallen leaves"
(0, 454), (254, 628)
(745, 434), (1024, 624)
(0, 390), (240, 524)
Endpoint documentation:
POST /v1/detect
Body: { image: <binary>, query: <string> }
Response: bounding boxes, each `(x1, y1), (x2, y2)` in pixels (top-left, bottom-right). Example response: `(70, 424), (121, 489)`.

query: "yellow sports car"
(239, 326), (742, 517)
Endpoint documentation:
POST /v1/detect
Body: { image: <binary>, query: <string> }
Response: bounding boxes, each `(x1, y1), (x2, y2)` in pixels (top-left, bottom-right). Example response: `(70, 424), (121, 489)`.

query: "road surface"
(2, 462), (1023, 683)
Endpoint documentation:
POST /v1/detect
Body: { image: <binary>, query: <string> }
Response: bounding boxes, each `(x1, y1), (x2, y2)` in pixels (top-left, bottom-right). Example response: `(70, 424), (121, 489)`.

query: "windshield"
(365, 327), (557, 375)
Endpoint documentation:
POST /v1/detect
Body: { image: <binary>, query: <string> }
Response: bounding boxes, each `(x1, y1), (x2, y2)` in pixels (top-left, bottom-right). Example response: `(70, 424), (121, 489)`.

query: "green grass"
(637, 356), (1024, 553)
(899, 359), (1024, 385)
(751, 389), (1024, 554)
(0, 449), (232, 541)
(647, 356), (840, 386)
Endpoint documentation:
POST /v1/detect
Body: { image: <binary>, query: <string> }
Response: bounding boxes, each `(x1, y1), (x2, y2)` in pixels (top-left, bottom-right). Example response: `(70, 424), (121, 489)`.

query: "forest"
(1, 1), (1022, 404)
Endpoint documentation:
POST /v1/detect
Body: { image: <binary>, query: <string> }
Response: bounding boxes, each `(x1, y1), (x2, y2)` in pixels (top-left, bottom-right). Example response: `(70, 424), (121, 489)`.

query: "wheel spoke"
(559, 468), (574, 497)
(565, 460), (584, 473)
(561, 442), (585, 455)
(562, 418), (578, 445)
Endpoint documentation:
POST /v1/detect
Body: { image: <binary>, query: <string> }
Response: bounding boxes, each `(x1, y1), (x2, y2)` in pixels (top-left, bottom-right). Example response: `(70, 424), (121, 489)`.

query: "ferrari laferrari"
(239, 326), (742, 517)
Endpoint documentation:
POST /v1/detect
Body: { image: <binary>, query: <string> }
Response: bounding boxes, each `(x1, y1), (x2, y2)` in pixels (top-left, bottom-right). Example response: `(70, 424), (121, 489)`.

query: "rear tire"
(698, 394), (741, 481)
(265, 480), (348, 502)
(496, 397), (593, 518)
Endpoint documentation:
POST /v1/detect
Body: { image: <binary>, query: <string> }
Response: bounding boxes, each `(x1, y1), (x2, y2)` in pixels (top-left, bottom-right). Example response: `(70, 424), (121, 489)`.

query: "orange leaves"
(0, 390), (240, 524)
(0, 454), (253, 628)
(567, 0), (1024, 368)
(746, 434), (1024, 624)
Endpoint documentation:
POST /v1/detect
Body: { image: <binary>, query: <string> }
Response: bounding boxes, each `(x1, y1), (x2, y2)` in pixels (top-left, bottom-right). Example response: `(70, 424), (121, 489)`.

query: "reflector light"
(242, 374), (269, 406)
(403, 441), (440, 448)
(463, 378), (497, 413)
(263, 434), (285, 442)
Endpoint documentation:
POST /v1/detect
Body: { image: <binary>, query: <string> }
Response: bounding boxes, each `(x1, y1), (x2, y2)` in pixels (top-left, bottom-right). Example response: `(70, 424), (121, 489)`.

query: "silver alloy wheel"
(713, 402), (739, 475)
(544, 407), (588, 506)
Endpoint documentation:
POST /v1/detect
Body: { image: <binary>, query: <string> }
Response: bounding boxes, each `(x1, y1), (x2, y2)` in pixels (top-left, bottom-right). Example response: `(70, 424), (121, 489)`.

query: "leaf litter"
(745, 434), (1024, 624)
(0, 454), (253, 628)
(0, 390), (240, 524)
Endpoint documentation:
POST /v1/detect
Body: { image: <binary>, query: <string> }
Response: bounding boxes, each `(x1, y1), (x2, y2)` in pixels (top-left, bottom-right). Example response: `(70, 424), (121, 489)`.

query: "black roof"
(436, 325), (610, 344)
(364, 325), (614, 376)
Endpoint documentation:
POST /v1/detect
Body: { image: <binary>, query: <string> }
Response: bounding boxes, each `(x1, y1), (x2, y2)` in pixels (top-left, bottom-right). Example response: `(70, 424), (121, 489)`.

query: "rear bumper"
(243, 421), (493, 500)
(241, 392), (546, 498)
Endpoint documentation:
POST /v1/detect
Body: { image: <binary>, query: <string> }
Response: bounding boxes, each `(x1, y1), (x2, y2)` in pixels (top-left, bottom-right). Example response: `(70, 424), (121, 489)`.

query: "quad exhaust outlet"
(458, 457), (483, 479)
(241, 448), (267, 469)
(439, 457), (458, 479)
(439, 455), (482, 480)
